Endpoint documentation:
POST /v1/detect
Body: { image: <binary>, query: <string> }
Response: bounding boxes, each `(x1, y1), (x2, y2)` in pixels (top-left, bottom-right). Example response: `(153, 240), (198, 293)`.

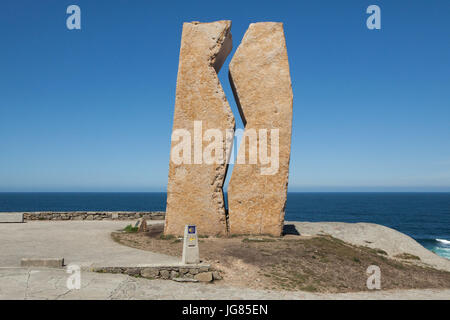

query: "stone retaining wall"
(14, 211), (165, 221)
(92, 265), (221, 282)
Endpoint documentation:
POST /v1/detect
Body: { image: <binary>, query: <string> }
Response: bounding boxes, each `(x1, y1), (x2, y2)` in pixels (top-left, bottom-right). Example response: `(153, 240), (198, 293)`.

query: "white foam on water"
(436, 238), (450, 245)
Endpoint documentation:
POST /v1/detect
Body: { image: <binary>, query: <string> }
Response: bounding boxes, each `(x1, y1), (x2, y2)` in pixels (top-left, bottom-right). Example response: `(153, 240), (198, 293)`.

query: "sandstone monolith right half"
(228, 22), (293, 236)
(165, 21), (235, 236)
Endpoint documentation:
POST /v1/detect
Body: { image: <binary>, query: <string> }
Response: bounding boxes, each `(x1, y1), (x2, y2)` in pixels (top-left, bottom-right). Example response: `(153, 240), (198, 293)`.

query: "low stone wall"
(92, 264), (222, 282)
(16, 211), (165, 221)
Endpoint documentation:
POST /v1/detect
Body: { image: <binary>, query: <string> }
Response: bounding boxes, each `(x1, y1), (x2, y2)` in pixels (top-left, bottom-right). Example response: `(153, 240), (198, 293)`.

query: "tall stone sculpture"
(165, 21), (235, 236)
(227, 23), (293, 236)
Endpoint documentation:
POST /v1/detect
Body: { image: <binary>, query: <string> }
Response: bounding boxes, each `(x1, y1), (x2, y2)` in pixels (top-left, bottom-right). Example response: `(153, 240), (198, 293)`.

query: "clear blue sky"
(0, 0), (449, 192)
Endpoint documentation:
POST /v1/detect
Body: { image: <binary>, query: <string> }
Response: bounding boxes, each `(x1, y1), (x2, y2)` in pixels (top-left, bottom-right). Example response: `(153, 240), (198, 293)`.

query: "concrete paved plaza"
(0, 220), (178, 268)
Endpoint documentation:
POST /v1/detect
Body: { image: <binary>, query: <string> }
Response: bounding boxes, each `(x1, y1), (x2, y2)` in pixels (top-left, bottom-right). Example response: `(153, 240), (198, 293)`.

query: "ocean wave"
(432, 247), (450, 259)
(436, 239), (450, 245)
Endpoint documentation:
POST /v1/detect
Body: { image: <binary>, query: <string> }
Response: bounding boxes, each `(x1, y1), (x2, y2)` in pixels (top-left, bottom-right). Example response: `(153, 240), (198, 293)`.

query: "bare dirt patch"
(111, 225), (450, 293)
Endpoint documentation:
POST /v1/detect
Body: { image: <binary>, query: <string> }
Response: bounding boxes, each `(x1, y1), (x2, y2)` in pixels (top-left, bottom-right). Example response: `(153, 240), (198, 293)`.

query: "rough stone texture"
(160, 270), (170, 279)
(135, 218), (148, 232)
(228, 23), (293, 236)
(93, 264), (213, 281)
(15, 211), (165, 221)
(194, 271), (213, 282)
(189, 268), (199, 275)
(165, 21), (235, 236)
(141, 268), (159, 278)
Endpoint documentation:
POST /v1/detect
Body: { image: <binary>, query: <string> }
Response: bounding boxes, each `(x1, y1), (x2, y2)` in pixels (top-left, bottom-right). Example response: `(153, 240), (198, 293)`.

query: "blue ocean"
(0, 192), (449, 259)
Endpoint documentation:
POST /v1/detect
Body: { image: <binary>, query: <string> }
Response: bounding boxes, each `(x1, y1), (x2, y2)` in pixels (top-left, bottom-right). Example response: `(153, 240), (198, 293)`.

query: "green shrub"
(123, 224), (138, 233)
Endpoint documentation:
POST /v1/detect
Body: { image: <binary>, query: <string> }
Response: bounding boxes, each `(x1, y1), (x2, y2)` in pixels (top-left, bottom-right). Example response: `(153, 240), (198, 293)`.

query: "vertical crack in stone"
(227, 22), (293, 236)
(165, 21), (235, 236)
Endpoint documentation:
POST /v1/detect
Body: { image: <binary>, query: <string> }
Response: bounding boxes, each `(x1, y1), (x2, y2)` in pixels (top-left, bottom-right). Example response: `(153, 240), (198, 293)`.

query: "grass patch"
(300, 285), (318, 292)
(159, 234), (176, 240)
(352, 257), (361, 263)
(374, 248), (388, 255)
(394, 253), (421, 260)
(367, 247), (388, 255)
(123, 224), (138, 233)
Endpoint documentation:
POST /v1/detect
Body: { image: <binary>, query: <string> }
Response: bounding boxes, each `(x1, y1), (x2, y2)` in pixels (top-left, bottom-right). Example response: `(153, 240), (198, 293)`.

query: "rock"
(228, 22), (293, 236)
(164, 20), (235, 237)
(194, 272), (213, 282)
(160, 270), (170, 279)
(135, 218), (148, 233)
(212, 271), (222, 280)
(291, 221), (450, 272)
(189, 268), (199, 275)
(179, 268), (189, 275)
(170, 270), (179, 279)
(198, 265), (210, 272)
(141, 268), (159, 278)
(126, 268), (140, 276)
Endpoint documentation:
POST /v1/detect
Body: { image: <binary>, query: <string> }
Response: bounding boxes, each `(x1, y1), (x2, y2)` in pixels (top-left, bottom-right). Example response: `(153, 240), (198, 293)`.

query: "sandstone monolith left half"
(228, 22), (293, 236)
(165, 21), (235, 236)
